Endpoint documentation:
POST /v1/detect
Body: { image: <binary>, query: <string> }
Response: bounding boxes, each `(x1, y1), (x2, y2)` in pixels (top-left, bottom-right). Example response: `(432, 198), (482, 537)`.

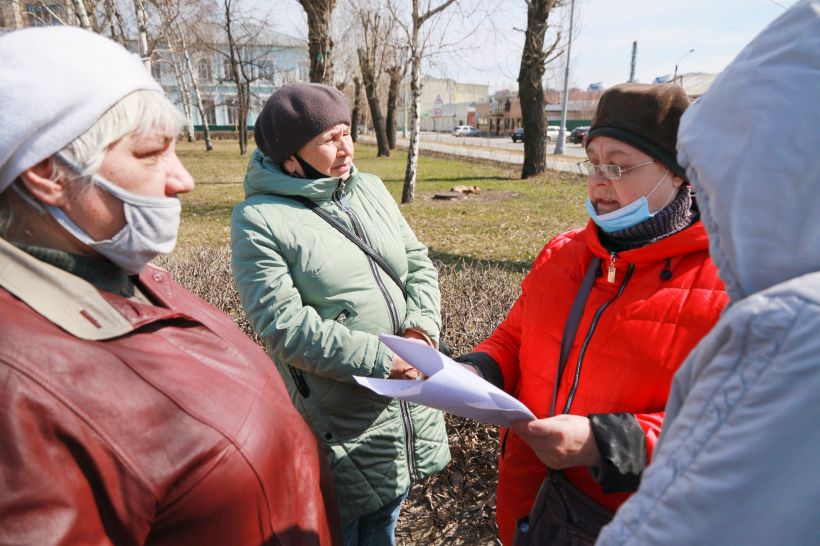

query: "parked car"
(453, 125), (481, 137)
(547, 125), (569, 143)
(513, 126), (568, 143)
(569, 125), (590, 144)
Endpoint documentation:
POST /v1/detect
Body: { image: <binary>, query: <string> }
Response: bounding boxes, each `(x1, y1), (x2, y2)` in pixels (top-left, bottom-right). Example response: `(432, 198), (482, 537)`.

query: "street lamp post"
(553, 0), (576, 155)
(673, 48), (695, 84)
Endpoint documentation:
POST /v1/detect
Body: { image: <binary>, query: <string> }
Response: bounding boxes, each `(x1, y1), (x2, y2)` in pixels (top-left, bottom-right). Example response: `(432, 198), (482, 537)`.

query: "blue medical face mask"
(585, 171), (673, 233)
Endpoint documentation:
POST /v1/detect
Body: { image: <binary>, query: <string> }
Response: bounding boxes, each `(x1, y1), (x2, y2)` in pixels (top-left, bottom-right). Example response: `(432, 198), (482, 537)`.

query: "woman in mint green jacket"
(231, 83), (450, 546)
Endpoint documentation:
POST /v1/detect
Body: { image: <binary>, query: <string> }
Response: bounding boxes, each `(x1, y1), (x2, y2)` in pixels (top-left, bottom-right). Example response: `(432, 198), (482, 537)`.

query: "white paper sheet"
(353, 334), (535, 427)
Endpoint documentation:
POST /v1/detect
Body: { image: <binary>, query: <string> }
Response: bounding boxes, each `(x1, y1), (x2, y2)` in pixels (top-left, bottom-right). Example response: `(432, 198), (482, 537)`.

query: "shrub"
(157, 246), (525, 546)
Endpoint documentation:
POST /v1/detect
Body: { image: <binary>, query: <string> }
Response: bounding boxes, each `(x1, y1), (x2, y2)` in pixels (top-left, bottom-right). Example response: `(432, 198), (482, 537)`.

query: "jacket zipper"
(331, 181), (416, 476)
(332, 181), (400, 334)
(607, 251), (617, 283)
(400, 400), (417, 479)
(562, 260), (635, 414)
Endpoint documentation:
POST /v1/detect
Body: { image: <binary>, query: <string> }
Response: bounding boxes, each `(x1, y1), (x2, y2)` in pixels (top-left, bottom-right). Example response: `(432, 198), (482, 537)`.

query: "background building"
(152, 23), (308, 130)
(395, 76), (489, 133)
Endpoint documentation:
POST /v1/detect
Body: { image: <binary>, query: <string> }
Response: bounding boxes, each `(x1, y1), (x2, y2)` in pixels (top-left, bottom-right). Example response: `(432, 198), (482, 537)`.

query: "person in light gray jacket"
(596, 1), (820, 545)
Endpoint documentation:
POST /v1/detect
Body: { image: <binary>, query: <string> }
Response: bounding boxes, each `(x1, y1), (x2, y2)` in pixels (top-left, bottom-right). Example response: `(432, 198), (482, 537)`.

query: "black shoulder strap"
(548, 257), (601, 417)
(284, 194), (407, 299)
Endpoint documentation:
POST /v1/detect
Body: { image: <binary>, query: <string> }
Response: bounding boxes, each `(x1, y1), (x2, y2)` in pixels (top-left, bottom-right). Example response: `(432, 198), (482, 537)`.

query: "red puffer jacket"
(0, 241), (339, 546)
(473, 220), (727, 545)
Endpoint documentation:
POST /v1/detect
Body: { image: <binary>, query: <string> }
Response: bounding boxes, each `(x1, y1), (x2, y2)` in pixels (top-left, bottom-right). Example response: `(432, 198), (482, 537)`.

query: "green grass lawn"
(176, 139), (589, 268)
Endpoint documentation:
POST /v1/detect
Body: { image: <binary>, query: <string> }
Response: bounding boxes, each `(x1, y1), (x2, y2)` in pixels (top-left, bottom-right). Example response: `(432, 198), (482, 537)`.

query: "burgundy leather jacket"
(0, 240), (340, 546)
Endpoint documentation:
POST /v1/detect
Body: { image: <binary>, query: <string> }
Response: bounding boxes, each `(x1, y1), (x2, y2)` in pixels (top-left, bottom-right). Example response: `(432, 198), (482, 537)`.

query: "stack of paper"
(354, 334), (535, 427)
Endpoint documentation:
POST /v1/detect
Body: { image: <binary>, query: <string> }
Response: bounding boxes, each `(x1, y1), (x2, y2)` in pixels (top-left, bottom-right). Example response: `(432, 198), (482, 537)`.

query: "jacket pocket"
(288, 365), (310, 397)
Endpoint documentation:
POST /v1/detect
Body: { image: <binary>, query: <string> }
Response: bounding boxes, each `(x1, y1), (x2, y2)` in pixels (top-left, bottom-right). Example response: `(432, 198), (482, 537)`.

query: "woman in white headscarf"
(0, 27), (338, 546)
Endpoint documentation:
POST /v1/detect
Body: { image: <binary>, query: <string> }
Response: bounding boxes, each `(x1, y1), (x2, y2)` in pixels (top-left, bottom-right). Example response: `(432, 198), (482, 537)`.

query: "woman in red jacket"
(456, 83), (728, 545)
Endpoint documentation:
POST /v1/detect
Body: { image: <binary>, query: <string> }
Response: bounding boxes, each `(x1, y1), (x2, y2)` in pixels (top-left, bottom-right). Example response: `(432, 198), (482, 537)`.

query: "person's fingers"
(510, 419), (533, 434)
(389, 355), (423, 379)
(525, 418), (558, 435)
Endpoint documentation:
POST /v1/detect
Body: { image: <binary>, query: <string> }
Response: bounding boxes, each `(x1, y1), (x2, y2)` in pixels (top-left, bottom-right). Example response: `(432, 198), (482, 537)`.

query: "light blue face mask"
(585, 171), (673, 233)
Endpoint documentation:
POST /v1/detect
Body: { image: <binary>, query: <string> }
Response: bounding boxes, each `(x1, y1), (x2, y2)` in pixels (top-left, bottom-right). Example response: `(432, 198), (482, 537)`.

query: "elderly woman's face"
(294, 123), (354, 180)
(585, 135), (683, 215)
(67, 131), (194, 241)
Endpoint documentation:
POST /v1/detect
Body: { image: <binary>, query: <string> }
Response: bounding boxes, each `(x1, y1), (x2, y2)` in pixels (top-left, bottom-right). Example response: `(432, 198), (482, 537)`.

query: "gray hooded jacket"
(597, 2), (820, 544)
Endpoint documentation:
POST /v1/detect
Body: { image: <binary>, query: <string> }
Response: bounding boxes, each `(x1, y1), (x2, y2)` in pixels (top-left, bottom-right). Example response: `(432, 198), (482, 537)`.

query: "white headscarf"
(0, 26), (161, 192)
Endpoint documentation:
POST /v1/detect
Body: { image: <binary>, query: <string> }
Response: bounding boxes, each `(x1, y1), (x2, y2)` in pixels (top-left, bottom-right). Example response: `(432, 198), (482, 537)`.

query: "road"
(357, 131), (586, 174)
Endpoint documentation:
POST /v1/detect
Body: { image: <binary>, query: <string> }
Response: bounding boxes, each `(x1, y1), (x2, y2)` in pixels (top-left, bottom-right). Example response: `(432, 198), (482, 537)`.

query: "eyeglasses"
(576, 159), (655, 180)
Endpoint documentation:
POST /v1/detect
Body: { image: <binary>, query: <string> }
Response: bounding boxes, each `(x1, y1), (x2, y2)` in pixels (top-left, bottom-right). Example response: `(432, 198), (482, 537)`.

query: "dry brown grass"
(156, 247), (523, 545)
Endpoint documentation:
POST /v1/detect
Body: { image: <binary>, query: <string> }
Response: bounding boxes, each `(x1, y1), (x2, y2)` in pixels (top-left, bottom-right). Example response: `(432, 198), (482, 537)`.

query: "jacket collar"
(243, 148), (359, 201)
(0, 237), (134, 340)
(0, 237), (187, 340)
(584, 218), (710, 263)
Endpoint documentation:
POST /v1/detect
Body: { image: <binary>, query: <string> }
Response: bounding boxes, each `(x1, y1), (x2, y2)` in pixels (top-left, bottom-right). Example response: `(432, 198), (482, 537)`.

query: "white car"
(453, 125), (481, 137)
(546, 125), (568, 142)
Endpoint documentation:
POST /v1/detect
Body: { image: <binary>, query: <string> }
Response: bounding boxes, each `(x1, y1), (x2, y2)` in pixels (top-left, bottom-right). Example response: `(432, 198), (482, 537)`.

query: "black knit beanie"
(254, 82), (351, 164)
(586, 83), (691, 179)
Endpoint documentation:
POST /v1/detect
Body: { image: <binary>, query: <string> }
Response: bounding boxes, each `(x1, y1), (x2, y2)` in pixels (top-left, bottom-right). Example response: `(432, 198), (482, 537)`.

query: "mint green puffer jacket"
(231, 150), (450, 521)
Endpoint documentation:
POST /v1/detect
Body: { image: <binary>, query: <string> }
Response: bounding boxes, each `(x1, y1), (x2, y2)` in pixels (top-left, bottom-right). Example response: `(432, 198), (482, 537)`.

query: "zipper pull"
(607, 252), (617, 283)
(334, 181), (350, 209)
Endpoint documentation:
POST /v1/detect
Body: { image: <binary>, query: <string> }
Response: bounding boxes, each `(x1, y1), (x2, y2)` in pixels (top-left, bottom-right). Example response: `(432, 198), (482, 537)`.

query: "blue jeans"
(340, 489), (409, 546)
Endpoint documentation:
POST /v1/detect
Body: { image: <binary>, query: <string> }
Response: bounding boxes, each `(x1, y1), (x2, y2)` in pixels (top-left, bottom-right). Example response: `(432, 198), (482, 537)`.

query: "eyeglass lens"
(577, 161), (621, 179)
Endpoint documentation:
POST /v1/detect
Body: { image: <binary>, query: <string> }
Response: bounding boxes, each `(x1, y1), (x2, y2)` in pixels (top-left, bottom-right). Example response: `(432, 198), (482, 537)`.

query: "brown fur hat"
(586, 82), (691, 179)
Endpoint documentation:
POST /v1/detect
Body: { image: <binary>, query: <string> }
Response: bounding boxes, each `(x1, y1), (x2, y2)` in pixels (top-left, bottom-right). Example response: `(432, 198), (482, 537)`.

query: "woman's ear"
(281, 155), (301, 178)
(671, 174), (686, 189)
(19, 157), (69, 207)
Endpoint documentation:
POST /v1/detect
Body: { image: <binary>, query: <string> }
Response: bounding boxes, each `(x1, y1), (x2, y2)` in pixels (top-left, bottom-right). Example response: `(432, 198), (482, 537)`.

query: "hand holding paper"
(353, 334), (535, 427)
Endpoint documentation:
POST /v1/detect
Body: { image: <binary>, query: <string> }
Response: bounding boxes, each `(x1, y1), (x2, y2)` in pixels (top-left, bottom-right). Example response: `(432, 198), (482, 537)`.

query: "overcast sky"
(273, 0), (798, 93)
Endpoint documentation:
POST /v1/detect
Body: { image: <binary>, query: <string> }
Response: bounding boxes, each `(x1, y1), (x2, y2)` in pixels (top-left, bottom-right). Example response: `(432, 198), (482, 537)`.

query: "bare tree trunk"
(351, 76), (362, 142)
(223, 0), (249, 154)
(402, 42), (422, 204)
(177, 27), (213, 151)
(385, 65), (403, 150)
(518, 0), (560, 179)
(168, 43), (195, 142)
(71, 0), (92, 29)
(239, 79), (251, 153)
(10, 0), (25, 28)
(400, 0), (457, 204)
(134, 0), (151, 70)
(357, 47), (389, 157)
(298, 0), (336, 84)
(104, 0), (128, 45)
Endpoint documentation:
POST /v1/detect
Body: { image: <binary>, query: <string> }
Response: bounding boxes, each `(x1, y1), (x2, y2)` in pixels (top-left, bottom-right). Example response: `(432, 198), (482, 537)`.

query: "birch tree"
(392, 0), (458, 204)
(134, 0), (152, 70)
(71, 0), (93, 29)
(177, 26), (214, 151)
(151, 0), (214, 150)
(103, 0), (128, 44)
(9, 0), (25, 28)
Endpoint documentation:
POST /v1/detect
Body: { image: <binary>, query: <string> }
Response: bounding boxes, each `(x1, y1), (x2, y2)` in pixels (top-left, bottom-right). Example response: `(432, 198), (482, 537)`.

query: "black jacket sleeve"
(588, 412), (647, 494)
(454, 352), (504, 390)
